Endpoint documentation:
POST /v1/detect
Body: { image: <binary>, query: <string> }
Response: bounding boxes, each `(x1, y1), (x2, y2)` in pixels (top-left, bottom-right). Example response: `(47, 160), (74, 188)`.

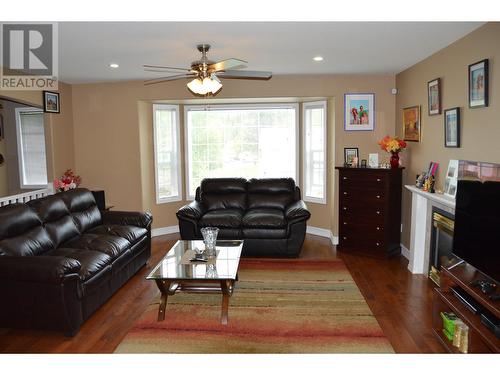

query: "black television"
(452, 178), (500, 284)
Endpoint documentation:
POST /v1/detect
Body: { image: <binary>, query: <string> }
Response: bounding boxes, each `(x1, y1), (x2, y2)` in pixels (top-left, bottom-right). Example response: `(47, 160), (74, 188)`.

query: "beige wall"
(71, 74), (396, 233)
(0, 83), (76, 193)
(396, 22), (500, 248)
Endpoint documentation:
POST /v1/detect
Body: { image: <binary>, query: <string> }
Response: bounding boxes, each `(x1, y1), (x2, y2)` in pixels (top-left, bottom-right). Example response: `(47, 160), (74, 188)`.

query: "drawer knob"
(376, 210), (380, 214)
(343, 222), (347, 225)
(376, 178), (381, 182)
(376, 226), (380, 230)
(343, 207), (347, 211)
(343, 192), (348, 195)
(343, 177), (348, 180)
(343, 236), (347, 240)
(376, 195), (381, 199)
(376, 242), (380, 246)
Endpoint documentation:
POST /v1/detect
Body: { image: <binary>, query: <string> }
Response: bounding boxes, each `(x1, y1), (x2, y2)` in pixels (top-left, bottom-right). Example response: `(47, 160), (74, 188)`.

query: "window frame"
(153, 103), (183, 204)
(302, 100), (327, 204)
(184, 103), (300, 199)
(15, 106), (48, 190)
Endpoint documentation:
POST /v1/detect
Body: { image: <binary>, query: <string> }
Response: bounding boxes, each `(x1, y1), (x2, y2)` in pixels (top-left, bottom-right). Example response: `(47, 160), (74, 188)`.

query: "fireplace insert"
(429, 207), (458, 285)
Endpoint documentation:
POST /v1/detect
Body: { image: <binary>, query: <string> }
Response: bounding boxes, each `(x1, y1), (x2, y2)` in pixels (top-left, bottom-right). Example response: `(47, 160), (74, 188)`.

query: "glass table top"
(146, 240), (243, 281)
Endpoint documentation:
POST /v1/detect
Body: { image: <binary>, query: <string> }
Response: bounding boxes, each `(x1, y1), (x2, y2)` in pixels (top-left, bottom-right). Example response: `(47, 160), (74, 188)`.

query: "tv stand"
(432, 262), (500, 353)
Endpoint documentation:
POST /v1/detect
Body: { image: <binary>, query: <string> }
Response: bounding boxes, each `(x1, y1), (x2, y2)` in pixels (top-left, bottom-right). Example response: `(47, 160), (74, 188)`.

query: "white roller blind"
(16, 109), (48, 188)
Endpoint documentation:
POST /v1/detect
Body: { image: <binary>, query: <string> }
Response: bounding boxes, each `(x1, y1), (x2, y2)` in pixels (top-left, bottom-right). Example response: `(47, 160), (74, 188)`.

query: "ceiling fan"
(143, 44), (272, 96)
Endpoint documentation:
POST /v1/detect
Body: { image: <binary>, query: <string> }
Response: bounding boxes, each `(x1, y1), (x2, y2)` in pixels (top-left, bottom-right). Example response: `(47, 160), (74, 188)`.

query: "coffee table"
(146, 240), (243, 325)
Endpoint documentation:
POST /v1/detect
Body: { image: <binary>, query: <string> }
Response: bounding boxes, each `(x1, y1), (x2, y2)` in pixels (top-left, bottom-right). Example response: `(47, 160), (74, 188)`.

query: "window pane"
(18, 111), (47, 186)
(154, 105), (181, 202)
(303, 102), (326, 201)
(187, 106), (297, 195)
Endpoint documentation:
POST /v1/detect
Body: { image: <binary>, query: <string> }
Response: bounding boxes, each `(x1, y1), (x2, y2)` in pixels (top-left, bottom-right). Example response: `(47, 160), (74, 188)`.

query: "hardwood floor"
(0, 233), (445, 353)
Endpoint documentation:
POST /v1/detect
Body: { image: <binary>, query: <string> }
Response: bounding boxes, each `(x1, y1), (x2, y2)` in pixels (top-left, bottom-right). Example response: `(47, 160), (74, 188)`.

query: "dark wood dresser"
(335, 167), (403, 258)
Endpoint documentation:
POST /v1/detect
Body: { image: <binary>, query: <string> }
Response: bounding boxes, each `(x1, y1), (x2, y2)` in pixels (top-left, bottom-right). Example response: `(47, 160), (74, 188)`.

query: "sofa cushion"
(0, 204), (42, 240)
(27, 194), (69, 223)
(242, 208), (286, 229)
(87, 225), (147, 246)
(47, 248), (111, 281)
(63, 233), (130, 259)
(0, 226), (54, 257)
(200, 178), (247, 211)
(199, 209), (243, 228)
(62, 189), (102, 232)
(247, 178), (295, 210)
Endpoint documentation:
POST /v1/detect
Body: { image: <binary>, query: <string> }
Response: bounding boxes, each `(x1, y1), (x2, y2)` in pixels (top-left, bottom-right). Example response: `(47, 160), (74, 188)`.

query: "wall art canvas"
(344, 93), (375, 131)
(403, 106), (421, 142)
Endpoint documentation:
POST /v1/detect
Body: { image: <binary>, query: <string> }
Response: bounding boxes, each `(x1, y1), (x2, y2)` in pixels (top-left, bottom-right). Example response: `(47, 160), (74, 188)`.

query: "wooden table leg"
(220, 280), (233, 325)
(156, 280), (173, 321)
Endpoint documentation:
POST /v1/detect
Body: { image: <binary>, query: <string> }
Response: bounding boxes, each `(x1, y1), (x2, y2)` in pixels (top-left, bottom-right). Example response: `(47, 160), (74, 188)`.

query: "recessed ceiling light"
(109, 63), (119, 69)
(313, 56), (324, 62)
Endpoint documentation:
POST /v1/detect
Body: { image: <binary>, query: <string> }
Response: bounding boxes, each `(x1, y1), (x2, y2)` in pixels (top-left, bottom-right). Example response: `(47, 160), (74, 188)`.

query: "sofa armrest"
(101, 210), (153, 228)
(176, 201), (205, 221)
(0, 256), (81, 284)
(285, 200), (311, 222)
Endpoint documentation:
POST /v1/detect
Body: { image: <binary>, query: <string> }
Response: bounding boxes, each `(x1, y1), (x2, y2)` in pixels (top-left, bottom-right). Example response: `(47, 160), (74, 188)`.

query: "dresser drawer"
(339, 204), (385, 220)
(339, 232), (386, 250)
(339, 172), (388, 186)
(340, 220), (385, 234)
(340, 189), (387, 205)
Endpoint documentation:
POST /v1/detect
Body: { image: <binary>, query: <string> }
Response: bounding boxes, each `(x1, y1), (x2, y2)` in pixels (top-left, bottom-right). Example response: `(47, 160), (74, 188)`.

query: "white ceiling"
(58, 22), (484, 83)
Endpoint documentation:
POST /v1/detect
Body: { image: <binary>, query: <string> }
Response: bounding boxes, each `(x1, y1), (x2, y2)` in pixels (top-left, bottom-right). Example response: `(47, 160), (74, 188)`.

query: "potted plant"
(378, 136), (407, 168)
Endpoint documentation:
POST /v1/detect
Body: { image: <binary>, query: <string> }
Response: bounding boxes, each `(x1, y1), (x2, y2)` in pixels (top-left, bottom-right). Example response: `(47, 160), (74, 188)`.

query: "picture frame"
(468, 59), (489, 108)
(444, 160), (459, 198)
(43, 91), (60, 113)
(344, 147), (359, 166)
(368, 153), (379, 168)
(361, 159), (367, 168)
(403, 105), (421, 142)
(427, 78), (441, 115)
(444, 107), (460, 148)
(344, 93), (375, 131)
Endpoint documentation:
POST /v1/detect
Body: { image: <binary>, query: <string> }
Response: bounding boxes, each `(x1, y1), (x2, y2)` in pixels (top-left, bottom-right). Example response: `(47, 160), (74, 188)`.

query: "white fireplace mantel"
(405, 185), (455, 274)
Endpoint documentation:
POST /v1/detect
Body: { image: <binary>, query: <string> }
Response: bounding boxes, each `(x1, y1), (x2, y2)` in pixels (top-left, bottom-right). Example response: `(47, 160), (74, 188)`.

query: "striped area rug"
(115, 259), (394, 353)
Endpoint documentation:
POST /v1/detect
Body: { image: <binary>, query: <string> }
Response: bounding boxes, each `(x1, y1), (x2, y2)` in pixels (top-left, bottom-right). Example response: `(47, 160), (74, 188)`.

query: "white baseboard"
(152, 224), (339, 246)
(400, 243), (410, 260)
(151, 225), (180, 237)
(306, 226), (338, 246)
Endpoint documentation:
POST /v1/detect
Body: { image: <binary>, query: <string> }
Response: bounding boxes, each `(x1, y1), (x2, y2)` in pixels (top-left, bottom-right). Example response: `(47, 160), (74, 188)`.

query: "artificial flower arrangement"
(378, 135), (407, 154)
(54, 169), (82, 192)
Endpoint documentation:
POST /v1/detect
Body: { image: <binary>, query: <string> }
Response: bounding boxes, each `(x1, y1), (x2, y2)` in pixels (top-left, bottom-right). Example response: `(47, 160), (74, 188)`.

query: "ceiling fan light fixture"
(187, 76), (222, 95)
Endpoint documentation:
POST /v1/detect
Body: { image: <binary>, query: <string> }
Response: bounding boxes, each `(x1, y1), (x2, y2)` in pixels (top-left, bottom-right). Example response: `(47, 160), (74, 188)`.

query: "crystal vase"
(200, 227), (219, 257)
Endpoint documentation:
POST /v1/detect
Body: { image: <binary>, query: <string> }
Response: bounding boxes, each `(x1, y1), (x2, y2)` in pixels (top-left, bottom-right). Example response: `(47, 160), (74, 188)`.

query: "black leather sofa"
(176, 178), (311, 257)
(0, 188), (152, 336)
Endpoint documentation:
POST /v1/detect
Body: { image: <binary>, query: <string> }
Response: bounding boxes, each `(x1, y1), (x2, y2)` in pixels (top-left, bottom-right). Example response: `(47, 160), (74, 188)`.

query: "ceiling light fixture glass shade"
(187, 76), (222, 95)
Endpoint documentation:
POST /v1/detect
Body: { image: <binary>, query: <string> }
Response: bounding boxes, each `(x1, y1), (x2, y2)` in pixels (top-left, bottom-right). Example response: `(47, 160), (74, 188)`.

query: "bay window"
(185, 104), (298, 197)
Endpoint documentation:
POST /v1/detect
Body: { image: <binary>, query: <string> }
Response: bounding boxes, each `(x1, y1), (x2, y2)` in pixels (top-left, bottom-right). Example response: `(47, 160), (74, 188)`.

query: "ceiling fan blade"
(208, 58), (248, 72)
(217, 70), (272, 80)
(143, 64), (192, 72)
(144, 73), (196, 85)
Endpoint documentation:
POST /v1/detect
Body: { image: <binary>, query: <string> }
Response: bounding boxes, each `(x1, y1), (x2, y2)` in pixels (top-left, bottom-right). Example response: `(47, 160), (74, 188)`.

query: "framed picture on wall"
(402, 105), (421, 142)
(427, 78), (441, 115)
(444, 107), (460, 148)
(468, 59), (489, 108)
(43, 91), (60, 113)
(344, 93), (375, 131)
(344, 147), (359, 166)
